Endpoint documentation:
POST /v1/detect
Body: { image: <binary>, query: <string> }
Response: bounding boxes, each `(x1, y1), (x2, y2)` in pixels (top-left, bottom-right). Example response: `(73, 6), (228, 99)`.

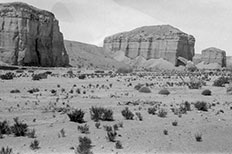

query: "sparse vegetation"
(75, 136), (93, 154)
(0, 147), (13, 154)
(89, 106), (114, 121)
(115, 140), (123, 149)
(213, 76), (230, 87)
(95, 122), (101, 129)
(135, 112), (143, 121)
(194, 101), (209, 111)
(11, 117), (28, 137)
(195, 133), (202, 142)
(27, 128), (36, 138)
(77, 124), (89, 134)
(121, 107), (134, 120)
(157, 108), (167, 118)
(0, 72), (14, 80)
(67, 109), (85, 123)
(30, 139), (40, 150)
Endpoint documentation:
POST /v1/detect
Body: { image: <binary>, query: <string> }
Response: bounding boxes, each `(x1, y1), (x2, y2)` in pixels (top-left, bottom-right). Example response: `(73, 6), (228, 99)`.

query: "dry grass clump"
(139, 86), (151, 93)
(89, 106), (114, 121)
(30, 139), (40, 150)
(75, 136), (93, 154)
(194, 101), (209, 111)
(0, 72), (14, 80)
(201, 89), (211, 96)
(77, 124), (89, 134)
(213, 76), (230, 87)
(158, 89), (170, 95)
(121, 107), (134, 120)
(0, 147), (13, 154)
(67, 109), (85, 123)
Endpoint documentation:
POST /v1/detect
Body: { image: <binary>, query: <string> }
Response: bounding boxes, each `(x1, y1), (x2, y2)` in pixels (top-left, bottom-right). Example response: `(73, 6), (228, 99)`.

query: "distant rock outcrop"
(201, 47), (226, 67)
(103, 25), (195, 66)
(0, 2), (69, 67)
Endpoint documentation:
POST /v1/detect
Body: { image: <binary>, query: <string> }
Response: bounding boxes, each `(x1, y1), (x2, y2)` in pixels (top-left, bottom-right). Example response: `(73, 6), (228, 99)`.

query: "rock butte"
(0, 2), (69, 67)
(193, 47), (226, 67)
(103, 25), (195, 66)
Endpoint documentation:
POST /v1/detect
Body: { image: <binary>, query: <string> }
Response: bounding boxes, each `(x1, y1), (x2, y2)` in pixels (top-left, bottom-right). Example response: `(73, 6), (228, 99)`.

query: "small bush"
(213, 76), (230, 87)
(157, 108), (167, 118)
(27, 88), (39, 94)
(0, 72), (14, 80)
(27, 128), (36, 138)
(0, 120), (11, 135)
(139, 87), (151, 93)
(95, 122), (101, 129)
(135, 112), (143, 121)
(77, 124), (89, 134)
(10, 89), (20, 93)
(158, 89), (170, 95)
(32, 73), (47, 81)
(0, 147), (13, 154)
(103, 125), (113, 132)
(121, 107), (134, 120)
(113, 124), (119, 131)
(30, 139), (40, 150)
(188, 81), (202, 89)
(134, 83), (144, 91)
(11, 117), (28, 137)
(106, 130), (117, 142)
(195, 133), (202, 142)
(163, 129), (168, 135)
(67, 109), (85, 123)
(148, 107), (157, 115)
(172, 121), (178, 126)
(89, 107), (114, 121)
(59, 128), (66, 137)
(115, 140), (123, 149)
(201, 89), (211, 96)
(194, 101), (209, 111)
(75, 136), (93, 154)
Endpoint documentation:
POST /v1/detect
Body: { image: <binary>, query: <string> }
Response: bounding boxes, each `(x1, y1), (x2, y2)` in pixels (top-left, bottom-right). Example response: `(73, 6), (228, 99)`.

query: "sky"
(2, 0), (232, 55)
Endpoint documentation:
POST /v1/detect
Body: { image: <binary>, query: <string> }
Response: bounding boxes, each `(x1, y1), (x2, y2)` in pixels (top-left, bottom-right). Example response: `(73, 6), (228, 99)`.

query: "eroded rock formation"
(103, 25), (195, 66)
(201, 47), (226, 67)
(0, 2), (69, 67)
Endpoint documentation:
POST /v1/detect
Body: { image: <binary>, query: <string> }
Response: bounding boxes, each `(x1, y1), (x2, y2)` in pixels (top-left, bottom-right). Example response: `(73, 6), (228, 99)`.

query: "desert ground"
(1, 68), (232, 154)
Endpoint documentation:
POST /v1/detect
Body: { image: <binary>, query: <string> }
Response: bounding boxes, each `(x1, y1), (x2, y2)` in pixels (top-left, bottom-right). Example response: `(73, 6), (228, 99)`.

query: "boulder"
(103, 25), (195, 66)
(0, 2), (69, 67)
(201, 47), (226, 67)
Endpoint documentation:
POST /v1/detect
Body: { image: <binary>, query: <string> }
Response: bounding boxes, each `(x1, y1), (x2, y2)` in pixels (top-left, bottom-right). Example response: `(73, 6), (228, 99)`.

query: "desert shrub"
(0, 147), (13, 154)
(95, 122), (101, 129)
(227, 85), (232, 95)
(10, 89), (20, 93)
(67, 109), (85, 123)
(77, 124), (89, 134)
(172, 121), (178, 126)
(121, 107), (134, 120)
(75, 136), (93, 154)
(213, 76), (230, 87)
(11, 117), (28, 137)
(188, 80), (202, 89)
(113, 124), (119, 131)
(106, 130), (117, 142)
(78, 74), (86, 80)
(89, 107), (114, 121)
(27, 88), (39, 94)
(116, 67), (133, 74)
(0, 120), (11, 135)
(157, 108), (167, 118)
(0, 72), (14, 80)
(201, 89), (211, 96)
(158, 89), (170, 95)
(115, 140), (123, 149)
(59, 128), (66, 138)
(163, 129), (168, 135)
(134, 83), (144, 91)
(139, 87), (151, 93)
(148, 107), (157, 115)
(182, 101), (191, 111)
(27, 128), (36, 138)
(135, 112), (143, 121)
(194, 101), (209, 111)
(176, 101), (191, 115)
(195, 133), (202, 142)
(32, 73), (47, 80)
(30, 139), (40, 150)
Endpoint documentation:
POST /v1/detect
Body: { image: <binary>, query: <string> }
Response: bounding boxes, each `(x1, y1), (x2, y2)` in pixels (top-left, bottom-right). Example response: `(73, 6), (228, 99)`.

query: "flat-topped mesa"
(103, 25), (195, 66)
(0, 2), (69, 67)
(201, 47), (226, 67)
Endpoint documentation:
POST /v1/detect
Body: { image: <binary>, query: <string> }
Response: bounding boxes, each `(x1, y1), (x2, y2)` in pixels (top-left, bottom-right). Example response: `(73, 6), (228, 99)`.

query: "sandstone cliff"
(103, 25), (195, 66)
(0, 2), (69, 67)
(201, 47), (226, 67)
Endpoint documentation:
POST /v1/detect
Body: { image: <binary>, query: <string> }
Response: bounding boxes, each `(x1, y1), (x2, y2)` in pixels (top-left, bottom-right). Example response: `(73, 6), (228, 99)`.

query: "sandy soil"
(0, 69), (232, 154)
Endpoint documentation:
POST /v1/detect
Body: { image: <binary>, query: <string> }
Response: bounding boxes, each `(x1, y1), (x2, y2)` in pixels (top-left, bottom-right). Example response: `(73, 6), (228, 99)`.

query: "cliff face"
(201, 47), (226, 67)
(103, 25), (195, 66)
(0, 2), (69, 67)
